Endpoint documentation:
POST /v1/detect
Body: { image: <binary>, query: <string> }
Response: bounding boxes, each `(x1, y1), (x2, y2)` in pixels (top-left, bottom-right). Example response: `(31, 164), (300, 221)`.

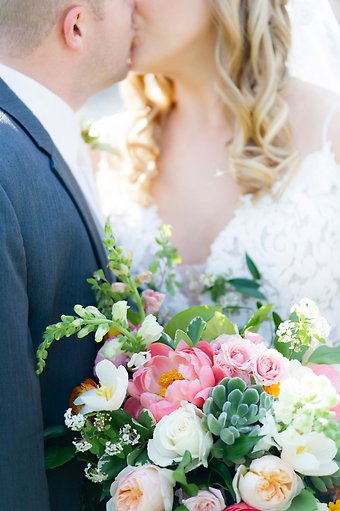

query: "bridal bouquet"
(36, 226), (340, 511)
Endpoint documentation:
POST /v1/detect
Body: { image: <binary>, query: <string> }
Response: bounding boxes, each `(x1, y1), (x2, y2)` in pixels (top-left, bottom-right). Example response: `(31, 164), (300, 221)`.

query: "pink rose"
(213, 335), (257, 371)
(182, 488), (225, 511)
(125, 340), (224, 421)
(244, 331), (266, 347)
(142, 289), (165, 314)
(224, 504), (259, 511)
(312, 364), (340, 419)
(253, 349), (288, 386)
(107, 465), (175, 511)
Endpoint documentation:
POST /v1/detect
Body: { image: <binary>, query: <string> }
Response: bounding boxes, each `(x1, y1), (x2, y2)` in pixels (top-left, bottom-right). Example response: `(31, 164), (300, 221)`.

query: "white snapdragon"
(138, 314), (163, 345)
(111, 300), (129, 324)
(64, 408), (85, 431)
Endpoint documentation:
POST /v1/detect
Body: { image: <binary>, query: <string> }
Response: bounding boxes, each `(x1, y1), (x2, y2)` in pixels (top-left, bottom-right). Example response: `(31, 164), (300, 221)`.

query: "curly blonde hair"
(124, 0), (299, 203)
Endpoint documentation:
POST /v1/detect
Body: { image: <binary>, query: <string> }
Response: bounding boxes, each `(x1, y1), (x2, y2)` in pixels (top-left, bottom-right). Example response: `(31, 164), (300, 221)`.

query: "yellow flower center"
(297, 446), (306, 455)
(253, 469), (292, 502)
(263, 383), (281, 397)
(329, 500), (340, 510)
(158, 369), (185, 397)
(96, 384), (114, 401)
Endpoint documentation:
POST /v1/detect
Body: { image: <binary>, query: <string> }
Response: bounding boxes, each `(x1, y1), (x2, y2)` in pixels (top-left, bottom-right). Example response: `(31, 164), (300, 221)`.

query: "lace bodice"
(95, 103), (340, 341)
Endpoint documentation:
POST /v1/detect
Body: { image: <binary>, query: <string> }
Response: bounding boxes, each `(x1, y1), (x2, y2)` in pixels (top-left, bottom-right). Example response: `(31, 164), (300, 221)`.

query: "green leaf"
(210, 459), (235, 498)
(165, 306), (222, 338)
(246, 253), (261, 280)
(273, 311), (283, 330)
(242, 304), (273, 334)
(174, 506), (189, 511)
(174, 329), (193, 347)
(307, 345), (340, 365)
(187, 317), (206, 345)
(44, 425), (69, 441)
(202, 312), (236, 341)
(137, 409), (156, 430)
(222, 435), (262, 463)
(287, 490), (317, 511)
(127, 446), (146, 466)
(172, 450), (193, 486)
(99, 455), (126, 479)
(45, 445), (76, 469)
(228, 278), (261, 289)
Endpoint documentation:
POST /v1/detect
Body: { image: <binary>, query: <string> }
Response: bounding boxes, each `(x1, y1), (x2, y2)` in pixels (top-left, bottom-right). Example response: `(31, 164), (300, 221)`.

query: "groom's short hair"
(0, 0), (103, 57)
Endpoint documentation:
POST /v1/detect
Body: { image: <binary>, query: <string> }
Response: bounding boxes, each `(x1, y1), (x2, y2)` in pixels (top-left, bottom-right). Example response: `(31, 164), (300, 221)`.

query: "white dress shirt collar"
(0, 63), (79, 173)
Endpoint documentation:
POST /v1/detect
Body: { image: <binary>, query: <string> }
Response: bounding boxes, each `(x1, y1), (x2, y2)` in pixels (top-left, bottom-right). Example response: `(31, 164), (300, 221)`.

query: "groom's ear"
(62, 5), (86, 51)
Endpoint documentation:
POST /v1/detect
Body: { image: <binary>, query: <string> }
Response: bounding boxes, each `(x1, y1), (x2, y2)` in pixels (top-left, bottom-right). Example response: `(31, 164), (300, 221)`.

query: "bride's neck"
(171, 78), (226, 129)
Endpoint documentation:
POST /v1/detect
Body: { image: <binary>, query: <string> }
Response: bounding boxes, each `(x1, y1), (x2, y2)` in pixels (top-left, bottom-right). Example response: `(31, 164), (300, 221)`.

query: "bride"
(93, 0), (340, 337)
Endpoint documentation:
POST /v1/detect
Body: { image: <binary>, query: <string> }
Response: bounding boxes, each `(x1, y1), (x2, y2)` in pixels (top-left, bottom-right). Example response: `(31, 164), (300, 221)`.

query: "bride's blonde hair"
(124, 0), (299, 203)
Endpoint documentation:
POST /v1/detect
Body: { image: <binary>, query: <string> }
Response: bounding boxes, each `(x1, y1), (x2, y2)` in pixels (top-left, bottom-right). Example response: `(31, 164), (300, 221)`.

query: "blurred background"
(80, 0), (340, 124)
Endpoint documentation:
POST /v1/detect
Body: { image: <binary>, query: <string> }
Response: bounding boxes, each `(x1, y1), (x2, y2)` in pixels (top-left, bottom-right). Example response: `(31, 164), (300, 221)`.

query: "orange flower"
(70, 378), (97, 414)
(263, 383), (280, 397)
(329, 500), (340, 510)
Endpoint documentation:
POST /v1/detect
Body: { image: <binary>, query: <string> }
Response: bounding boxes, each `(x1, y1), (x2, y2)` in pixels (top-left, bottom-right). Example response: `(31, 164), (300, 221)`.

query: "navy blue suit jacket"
(0, 79), (109, 511)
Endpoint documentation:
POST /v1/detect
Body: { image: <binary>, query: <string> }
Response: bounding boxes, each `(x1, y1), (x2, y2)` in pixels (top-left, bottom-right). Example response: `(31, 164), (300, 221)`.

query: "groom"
(0, 1), (135, 510)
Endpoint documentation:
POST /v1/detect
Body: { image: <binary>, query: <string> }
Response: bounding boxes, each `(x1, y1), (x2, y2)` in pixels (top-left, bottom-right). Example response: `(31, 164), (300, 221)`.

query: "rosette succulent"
(203, 377), (273, 445)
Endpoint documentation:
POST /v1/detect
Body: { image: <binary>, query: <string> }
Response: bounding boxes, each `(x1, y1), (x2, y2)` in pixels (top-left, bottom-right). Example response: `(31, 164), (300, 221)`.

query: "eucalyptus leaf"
(165, 306), (222, 338)
(202, 312), (236, 341)
(307, 345), (340, 365)
(242, 304), (273, 334)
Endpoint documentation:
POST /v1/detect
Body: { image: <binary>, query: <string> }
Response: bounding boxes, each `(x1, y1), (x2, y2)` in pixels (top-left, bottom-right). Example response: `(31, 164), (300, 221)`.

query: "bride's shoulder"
(286, 78), (340, 163)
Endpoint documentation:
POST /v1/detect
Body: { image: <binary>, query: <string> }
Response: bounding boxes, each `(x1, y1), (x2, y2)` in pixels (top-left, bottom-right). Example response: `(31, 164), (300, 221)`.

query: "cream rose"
(106, 465), (175, 511)
(233, 455), (304, 511)
(147, 402), (213, 470)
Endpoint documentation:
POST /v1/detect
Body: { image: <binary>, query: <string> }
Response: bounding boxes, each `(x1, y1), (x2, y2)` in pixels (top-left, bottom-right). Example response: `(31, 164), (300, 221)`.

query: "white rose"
(278, 427), (338, 476)
(138, 314), (163, 345)
(233, 455), (304, 511)
(147, 402), (213, 470)
(111, 301), (129, 324)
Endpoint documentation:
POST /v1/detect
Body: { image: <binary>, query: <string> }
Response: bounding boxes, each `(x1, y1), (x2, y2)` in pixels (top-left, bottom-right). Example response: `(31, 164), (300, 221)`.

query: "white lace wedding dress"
(95, 101), (340, 341)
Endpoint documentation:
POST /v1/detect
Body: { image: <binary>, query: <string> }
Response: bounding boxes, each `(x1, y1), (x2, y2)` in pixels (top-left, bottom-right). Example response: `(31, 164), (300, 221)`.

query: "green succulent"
(204, 377), (273, 446)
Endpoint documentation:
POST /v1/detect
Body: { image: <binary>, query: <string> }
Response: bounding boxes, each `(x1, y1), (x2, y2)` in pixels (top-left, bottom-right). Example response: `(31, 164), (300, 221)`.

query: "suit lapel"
(0, 79), (109, 276)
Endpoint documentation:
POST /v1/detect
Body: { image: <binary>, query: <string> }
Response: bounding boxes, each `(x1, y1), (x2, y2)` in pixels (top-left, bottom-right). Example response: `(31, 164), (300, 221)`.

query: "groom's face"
(90, 0), (136, 86)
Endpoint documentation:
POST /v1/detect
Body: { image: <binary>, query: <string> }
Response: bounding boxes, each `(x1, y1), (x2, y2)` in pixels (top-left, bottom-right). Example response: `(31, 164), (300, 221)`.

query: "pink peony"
(253, 349), (288, 386)
(224, 504), (259, 511)
(312, 364), (340, 419)
(125, 340), (224, 422)
(182, 488), (225, 511)
(142, 289), (165, 314)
